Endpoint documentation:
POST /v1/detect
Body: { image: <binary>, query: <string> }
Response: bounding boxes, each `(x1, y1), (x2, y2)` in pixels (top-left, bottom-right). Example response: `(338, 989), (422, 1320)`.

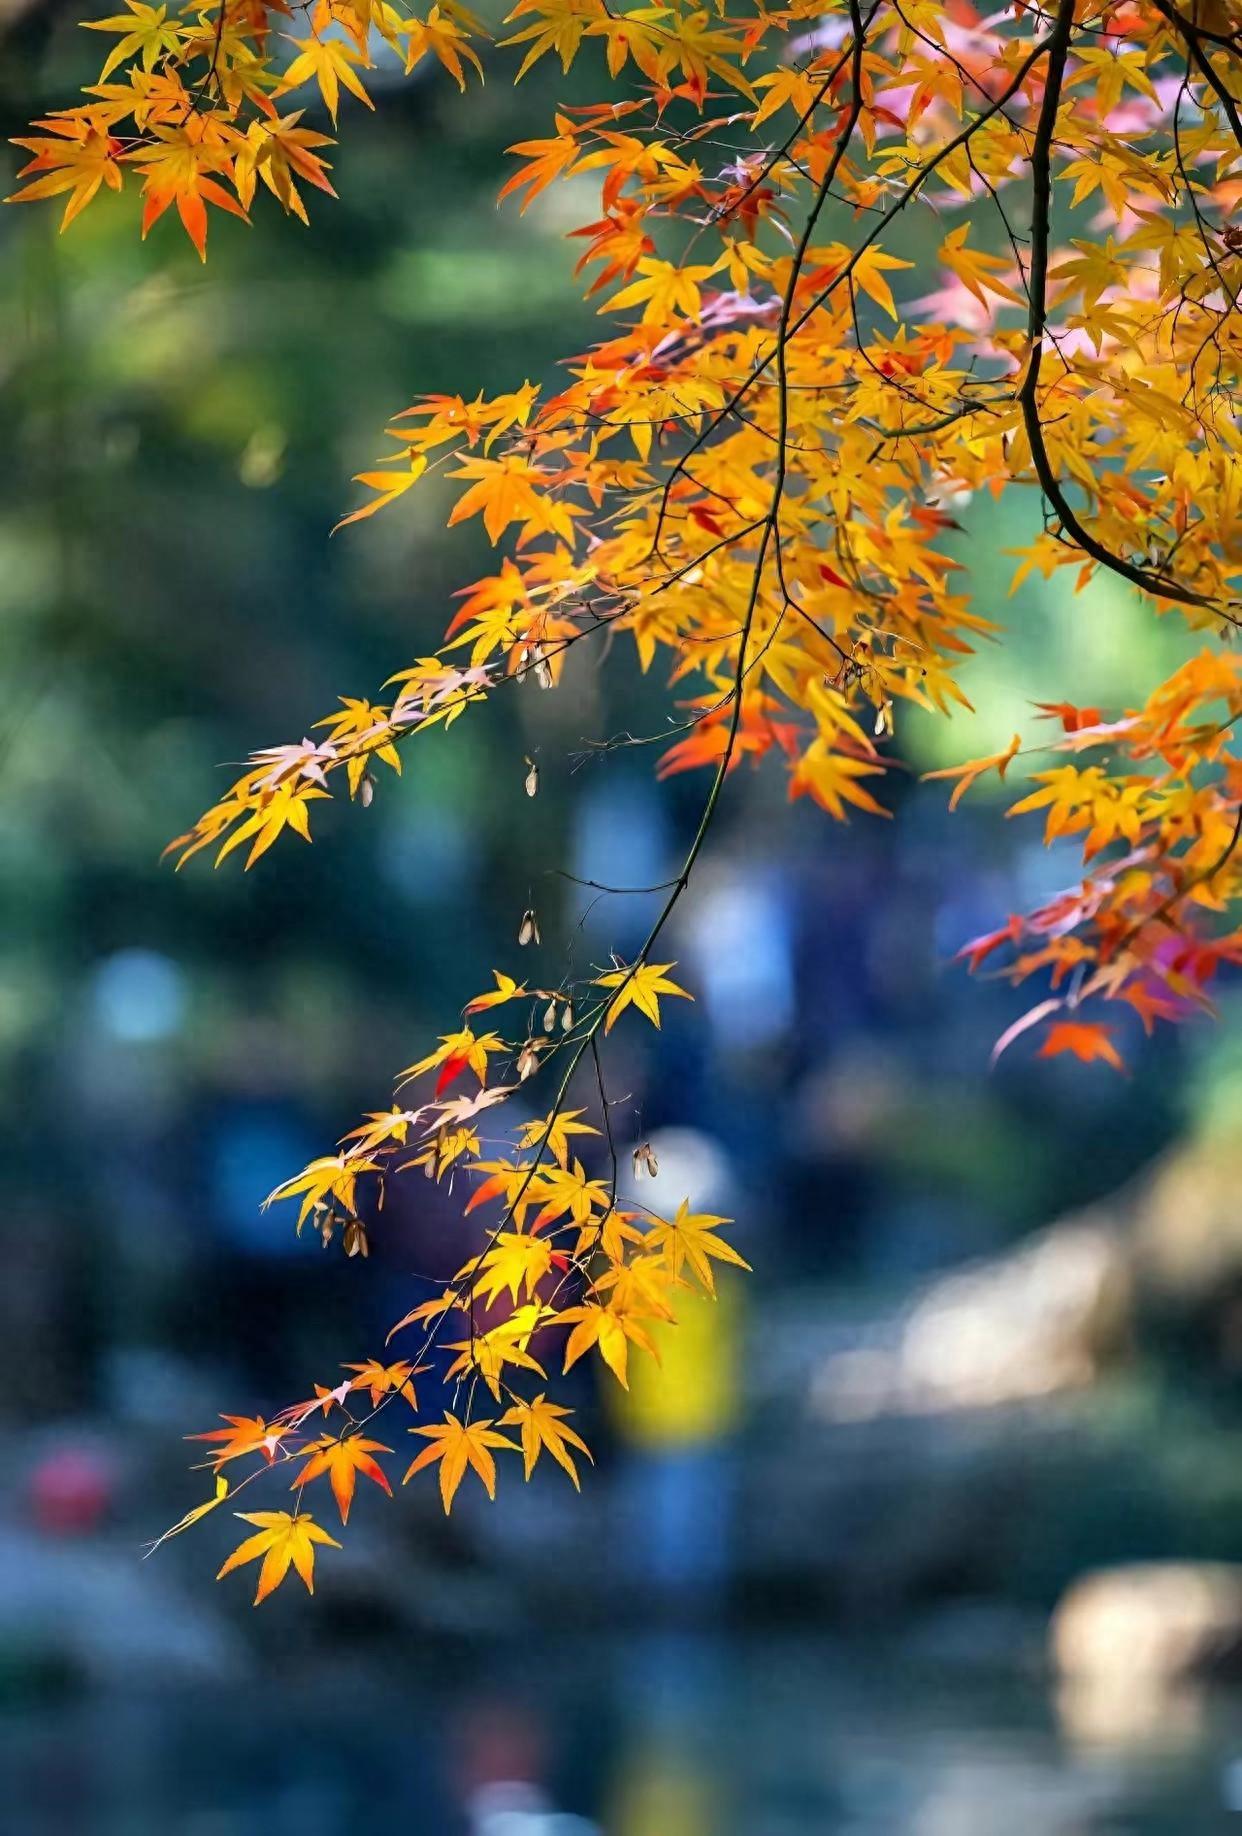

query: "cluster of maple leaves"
(15, 0), (1242, 1593)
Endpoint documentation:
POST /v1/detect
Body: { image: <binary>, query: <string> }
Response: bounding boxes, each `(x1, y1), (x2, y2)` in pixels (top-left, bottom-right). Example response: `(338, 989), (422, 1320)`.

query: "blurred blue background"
(5, 8), (1242, 1830)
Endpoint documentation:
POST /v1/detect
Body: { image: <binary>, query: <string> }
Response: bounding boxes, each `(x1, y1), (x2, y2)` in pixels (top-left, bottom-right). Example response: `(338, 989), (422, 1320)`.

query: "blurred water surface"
(4, 1632), (1242, 1836)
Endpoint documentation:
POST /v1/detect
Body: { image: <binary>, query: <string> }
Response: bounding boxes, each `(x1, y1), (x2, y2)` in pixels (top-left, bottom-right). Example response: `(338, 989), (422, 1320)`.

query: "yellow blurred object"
(610, 1742), (721, 1836)
(606, 1277), (741, 1448)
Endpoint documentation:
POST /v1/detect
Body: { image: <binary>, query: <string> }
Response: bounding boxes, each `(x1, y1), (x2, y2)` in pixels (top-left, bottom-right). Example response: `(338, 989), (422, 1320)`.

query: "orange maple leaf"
(290, 1433), (392, 1524)
(1037, 1021), (1125, 1072)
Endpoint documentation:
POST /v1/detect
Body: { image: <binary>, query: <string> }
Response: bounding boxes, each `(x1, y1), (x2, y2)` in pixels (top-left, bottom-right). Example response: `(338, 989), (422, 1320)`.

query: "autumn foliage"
(16, 0), (1242, 1594)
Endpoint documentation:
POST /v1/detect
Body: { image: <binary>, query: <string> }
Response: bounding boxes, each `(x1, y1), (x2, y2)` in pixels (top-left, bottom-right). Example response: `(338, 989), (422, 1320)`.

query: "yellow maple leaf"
(217, 1510), (341, 1604)
(560, 1300), (660, 1387)
(7, 120), (125, 230)
(403, 1411), (518, 1513)
(278, 34), (374, 126)
(83, 1), (184, 81)
(499, 1395), (592, 1487)
(594, 961), (691, 1033)
(923, 733), (1023, 810)
(643, 1199), (750, 1295)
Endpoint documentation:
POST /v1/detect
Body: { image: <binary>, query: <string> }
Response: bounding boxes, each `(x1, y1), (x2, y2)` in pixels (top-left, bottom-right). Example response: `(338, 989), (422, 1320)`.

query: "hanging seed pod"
(515, 645), (532, 683)
(518, 908), (540, 947)
(632, 1142), (659, 1179)
(532, 644), (553, 690)
(543, 999), (557, 1033)
(561, 1001), (574, 1032)
(524, 756), (539, 798)
(517, 1043), (540, 1081)
(358, 773), (375, 808)
(343, 1220), (369, 1258)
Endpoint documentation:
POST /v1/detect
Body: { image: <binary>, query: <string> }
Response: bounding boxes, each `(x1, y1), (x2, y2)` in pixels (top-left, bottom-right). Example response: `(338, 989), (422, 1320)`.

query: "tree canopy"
(14, 0), (1242, 1595)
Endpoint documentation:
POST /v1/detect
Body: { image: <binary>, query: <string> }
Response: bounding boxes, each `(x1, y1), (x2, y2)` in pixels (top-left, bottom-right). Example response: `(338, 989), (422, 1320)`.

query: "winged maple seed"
(28, 0), (1242, 1595)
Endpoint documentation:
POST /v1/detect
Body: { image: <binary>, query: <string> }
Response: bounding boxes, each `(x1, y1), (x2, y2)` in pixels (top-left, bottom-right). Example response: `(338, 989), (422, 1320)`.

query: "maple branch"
(1154, 0), (1242, 149)
(382, 0), (875, 1392)
(650, 19), (1056, 558)
(1111, 798), (1242, 958)
(1019, 0), (1217, 611)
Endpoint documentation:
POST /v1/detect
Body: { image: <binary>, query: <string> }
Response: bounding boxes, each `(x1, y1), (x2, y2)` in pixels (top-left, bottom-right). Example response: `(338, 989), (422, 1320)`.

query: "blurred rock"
(804, 1218), (1130, 1421)
(0, 1528), (245, 1686)
(1131, 1140), (1242, 1309)
(1051, 1564), (1242, 1683)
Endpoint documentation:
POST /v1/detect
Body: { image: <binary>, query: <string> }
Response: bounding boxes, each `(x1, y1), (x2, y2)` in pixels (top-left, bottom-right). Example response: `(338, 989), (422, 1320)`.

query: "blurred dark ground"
(5, 10), (1242, 1831)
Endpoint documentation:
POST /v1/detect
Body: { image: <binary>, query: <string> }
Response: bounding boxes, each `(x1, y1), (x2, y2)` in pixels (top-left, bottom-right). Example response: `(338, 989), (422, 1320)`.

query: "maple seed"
(343, 1220), (369, 1258)
(543, 999), (557, 1033)
(561, 1002), (573, 1032)
(633, 1142), (658, 1179)
(524, 757), (539, 798)
(358, 773), (375, 808)
(518, 908), (540, 947)
(517, 1043), (540, 1081)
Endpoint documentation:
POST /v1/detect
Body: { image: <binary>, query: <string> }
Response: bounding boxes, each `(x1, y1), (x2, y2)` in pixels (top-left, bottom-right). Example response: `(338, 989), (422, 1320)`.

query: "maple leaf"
(499, 1395), (592, 1488)
(850, 247), (914, 320)
(386, 1288), (465, 1343)
(83, 1), (184, 81)
(7, 117), (125, 229)
(429, 1085), (515, 1133)
(643, 1199), (750, 1295)
(924, 735), (1023, 811)
(187, 1414), (288, 1467)
(403, 6), (483, 90)
(403, 1412), (518, 1513)
(789, 745), (889, 822)
(594, 961), (691, 1034)
(499, 115), (581, 211)
(210, 780), (328, 867)
(290, 1433), (392, 1523)
(334, 456), (427, 531)
(341, 1108), (424, 1153)
(1120, 980), (1183, 1035)
(263, 1150), (379, 1229)
(1038, 1021), (1125, 1072)
(217, 1510), (342, 1604)
(570, 203), (654, 296)
(448, 455), (581, 546)
(937, 225), (1024, 310)
(278, 33), (374, 126)
(606, 256), (726, 325)
(233, 113), (337, 227)
(398, 1027), (503, 1094)
(515, 1106), (597, 1169)
(444, 1321), (547, 1400)
(500, 0), (596, 81)
(529, 1157), (610, 1230)
(560, 1300), (660, 1387)
(472, 1230), (554, 1304)
(344, 1358), (421, 1408)
(125, 123), (249, 261)
(463, 970), (526, 1015)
